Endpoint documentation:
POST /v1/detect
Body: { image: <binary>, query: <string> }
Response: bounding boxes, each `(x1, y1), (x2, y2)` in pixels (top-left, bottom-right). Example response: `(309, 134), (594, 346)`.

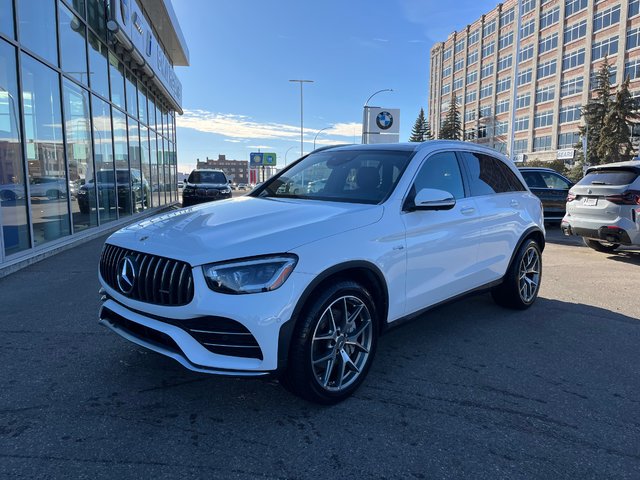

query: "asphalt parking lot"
(1, 225), (639, 479)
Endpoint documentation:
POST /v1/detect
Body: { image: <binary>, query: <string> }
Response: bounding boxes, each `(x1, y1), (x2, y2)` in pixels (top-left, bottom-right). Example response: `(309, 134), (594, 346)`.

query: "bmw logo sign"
(376, 111), (394, 130)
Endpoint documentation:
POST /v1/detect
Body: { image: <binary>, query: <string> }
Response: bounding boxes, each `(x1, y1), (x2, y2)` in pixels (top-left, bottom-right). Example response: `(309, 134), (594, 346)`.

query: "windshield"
(252, 149), (414, 204)
(578, 169), (639, 186)
(95, 170), (130, 184)
(188, 171), (227, 184)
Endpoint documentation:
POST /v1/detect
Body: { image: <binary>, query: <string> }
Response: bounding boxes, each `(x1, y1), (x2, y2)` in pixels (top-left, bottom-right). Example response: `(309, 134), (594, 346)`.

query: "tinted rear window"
(578, 170), (639, 186)
(188, 171), (227, 184)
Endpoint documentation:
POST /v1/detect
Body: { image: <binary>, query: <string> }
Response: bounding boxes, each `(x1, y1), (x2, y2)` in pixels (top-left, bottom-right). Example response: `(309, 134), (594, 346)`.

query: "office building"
(197, 155), (249, 183)
(429, 0), (640, 162)
(0, 0), (188, 271)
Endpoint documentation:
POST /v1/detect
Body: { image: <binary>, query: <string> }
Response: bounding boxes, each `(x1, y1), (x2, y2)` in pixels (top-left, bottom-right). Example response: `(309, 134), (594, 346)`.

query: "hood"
(107, 196), (384, 266)
(185, 182), (229, 188)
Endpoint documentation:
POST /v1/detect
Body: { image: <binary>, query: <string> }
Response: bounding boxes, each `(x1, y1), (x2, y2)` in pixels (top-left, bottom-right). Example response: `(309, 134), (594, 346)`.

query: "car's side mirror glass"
(411, 188), (456, 211)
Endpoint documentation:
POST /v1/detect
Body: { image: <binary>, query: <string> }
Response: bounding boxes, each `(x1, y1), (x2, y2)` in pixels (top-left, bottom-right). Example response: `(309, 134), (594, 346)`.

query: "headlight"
(221, 187), (231, 194)
(78, 189), (87, 195)
(203, 255), (297, 294)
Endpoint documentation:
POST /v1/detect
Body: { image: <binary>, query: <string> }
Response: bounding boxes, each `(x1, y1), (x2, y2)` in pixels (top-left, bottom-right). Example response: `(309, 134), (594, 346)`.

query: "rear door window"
(577, 170), (639, 186)
(540, 172), (571, 189)
(461, 152), (526, 196)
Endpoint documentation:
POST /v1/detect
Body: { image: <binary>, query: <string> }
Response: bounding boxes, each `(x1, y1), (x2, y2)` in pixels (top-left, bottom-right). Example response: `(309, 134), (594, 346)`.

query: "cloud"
(374, 38), (389, 42)
(177, 109), (360, 141)
(247, 145), (273, 149)
(177, 109), (301, 140)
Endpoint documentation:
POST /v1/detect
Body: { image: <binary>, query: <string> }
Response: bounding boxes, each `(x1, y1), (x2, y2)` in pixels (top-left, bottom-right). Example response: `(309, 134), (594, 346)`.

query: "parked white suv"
(98, 142), (545, 403)
(562, 160), (640, 252)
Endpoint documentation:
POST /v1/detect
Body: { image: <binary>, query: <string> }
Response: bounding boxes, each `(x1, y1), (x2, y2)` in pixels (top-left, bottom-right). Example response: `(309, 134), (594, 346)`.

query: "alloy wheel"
(518, 246), (540, 303)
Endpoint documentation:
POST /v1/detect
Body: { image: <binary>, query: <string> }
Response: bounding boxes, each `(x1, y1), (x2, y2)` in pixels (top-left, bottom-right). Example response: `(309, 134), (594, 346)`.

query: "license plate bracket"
(583, 197), (597, 206)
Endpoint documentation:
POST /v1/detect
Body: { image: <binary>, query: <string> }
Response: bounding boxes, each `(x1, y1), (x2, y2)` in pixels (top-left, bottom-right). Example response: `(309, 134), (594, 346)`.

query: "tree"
(409, 108), (432, 142)
(439, 94), (461, 140)
(580, 57), (639, 164)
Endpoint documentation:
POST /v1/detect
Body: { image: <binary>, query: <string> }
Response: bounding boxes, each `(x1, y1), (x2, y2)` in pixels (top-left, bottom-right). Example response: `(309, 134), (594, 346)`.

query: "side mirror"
(412, 188), (456, 211)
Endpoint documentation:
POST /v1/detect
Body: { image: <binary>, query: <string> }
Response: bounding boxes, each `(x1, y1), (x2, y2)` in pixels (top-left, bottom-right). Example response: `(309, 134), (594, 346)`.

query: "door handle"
(510, 200), (519, 207)
(460, 207), (475, 215)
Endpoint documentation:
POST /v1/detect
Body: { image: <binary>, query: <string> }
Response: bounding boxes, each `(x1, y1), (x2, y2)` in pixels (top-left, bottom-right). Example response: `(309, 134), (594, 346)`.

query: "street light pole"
(313, 127), (331, 150)
(289, 79), (314, 157)
(284, 146), (297, 166)
(362, 88), (393, 144)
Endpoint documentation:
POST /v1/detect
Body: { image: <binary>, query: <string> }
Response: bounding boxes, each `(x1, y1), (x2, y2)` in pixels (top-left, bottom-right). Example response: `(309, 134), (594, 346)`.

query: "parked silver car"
(561, 160), (640, 252)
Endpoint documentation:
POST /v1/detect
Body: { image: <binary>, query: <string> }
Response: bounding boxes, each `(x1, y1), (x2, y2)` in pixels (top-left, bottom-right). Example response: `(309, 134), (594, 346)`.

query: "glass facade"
(0, 0), (180, 264)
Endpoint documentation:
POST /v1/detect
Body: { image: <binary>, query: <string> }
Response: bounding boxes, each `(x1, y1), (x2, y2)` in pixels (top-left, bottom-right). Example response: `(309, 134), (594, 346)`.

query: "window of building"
(518, 68), (533, 86)
(21, 53), (71, 245)
(495, 121), (508, 136)
(453, 76), (464, 90)
(0, 0), (14, 39)
(481, 62), (494, 79)
(467, 50), (478, 65)
(593, 5), (621, 33)
(540, 7), (560, 29)
(564, 20), (587, 44)
(515, 116), (530, 131)
(482, 41), (495, 58)
(469, 29), (480, 45)
(625, 59), (640, 81)
(513, 139), (528, 154)
(565, 0), (587, 17)
(590, 65), (617, 88)
(559, 105), (581, 123)
(592, 36), (618, 62)
(455, 38), (465, 53)
(500, 7), (515, 27)
(533, 135), (552, 151)
(539, 33), (558, 55)
(88, 32), (109, 99)
(17, 0), (58, 66)
(479, 104), (492, 117)
(560, 77), (583, 97)
(521, 0), (536, 15)
(519, 44), (534, 63)
(496, 99), (510, 114)
(467, 70), (478, 84)
(465, 110), (476, 122)
(109, 53), (125, 109)
(535, 85), (555, 104)
(499, 31), (514, 50)
(443, 65), (452, 78)
(521, 19), (535, 39)
(443, 47), (452, 60)
(442, 83), (451, 95)
(59, 2), (88, 86)
(516, 92), (532, 109)
(480, 83), (493, 99)
(498, 54), (513, 72)
(537, 59), (557, 79)
(563, 48), (585, 71)
(454, 58), (464, 72)
(627, 27), (640, 51)
(497, 76), (511, 93)
(631, 0), (640, 18)
(534, 110), (554, 128)
(558, 131), (580, 149)
(483, 19), (496, 37)
(465, 90), (477, 104)
(125, 70), (138, 118)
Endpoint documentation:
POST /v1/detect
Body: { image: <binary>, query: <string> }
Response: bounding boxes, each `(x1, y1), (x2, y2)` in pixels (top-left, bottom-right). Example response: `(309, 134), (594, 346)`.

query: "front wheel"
(492, 239), (542, 310)
(282, 280), (378, 404)
(583, 238), (619, 253)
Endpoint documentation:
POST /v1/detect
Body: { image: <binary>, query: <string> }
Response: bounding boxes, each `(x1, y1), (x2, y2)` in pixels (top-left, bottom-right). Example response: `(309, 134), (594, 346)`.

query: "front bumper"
(182, 192), (232, 206)
(98, 267), (312, 375)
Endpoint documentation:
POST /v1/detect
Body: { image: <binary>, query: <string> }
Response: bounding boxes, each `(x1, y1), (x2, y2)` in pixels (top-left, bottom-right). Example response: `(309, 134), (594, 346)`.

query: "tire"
(282, 280), (378, 404)
(492, 239), (542, 310)
(0, 190), (16, 202)
(583, 238), (619, 253)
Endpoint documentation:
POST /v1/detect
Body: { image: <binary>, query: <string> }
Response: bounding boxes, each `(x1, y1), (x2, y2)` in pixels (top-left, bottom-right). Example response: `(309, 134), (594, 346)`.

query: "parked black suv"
(519, 167), (573, 221)
(182, 169), (232, 207)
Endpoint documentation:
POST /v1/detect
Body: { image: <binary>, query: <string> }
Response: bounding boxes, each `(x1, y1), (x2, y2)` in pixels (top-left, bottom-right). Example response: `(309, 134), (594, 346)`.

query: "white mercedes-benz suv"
(98, 141), (545, 403)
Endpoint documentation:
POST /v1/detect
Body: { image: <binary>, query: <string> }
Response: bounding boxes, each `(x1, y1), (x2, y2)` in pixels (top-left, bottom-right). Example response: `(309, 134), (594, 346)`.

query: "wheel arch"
(506, 226), (545, 272)
(277, 261), (389, 371)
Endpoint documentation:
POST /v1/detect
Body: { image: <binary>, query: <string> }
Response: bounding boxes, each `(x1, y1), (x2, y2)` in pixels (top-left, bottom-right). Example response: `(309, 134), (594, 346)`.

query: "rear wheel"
(282, 280), (378, 404)
(492, 239), (542, 310)
(583, 238), (619, 253)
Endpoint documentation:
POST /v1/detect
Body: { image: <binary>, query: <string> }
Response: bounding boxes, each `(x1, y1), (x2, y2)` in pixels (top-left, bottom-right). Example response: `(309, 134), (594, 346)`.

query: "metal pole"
(362, 89), (393, 145)
(289, 80), (314, 156)
(313, 127), (331, 150)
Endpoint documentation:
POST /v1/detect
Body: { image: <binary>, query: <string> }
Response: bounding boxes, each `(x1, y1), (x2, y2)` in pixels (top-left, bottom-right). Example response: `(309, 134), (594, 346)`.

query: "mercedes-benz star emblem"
(376, 111), (393, 130)
(116, 256), (137, 295)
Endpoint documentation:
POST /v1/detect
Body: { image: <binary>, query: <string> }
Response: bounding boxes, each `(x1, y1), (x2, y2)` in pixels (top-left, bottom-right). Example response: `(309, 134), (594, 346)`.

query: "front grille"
(168, 316), (263, 360)
(102, 307), (180, 353)
(100, 244), (194, 306)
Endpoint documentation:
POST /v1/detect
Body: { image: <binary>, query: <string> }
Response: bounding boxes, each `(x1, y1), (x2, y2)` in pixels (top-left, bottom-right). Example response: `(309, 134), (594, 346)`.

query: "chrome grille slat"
(99, 245), (193, 306)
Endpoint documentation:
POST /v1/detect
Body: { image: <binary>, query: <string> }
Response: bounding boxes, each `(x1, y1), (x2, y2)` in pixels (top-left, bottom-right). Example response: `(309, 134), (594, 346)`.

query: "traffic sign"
(250, 152), (263, 166)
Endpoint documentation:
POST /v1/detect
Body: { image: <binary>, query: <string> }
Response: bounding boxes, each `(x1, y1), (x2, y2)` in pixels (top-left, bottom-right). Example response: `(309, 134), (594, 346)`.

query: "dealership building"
(0, 0), (188, 272)
(429, 0), (640, 162)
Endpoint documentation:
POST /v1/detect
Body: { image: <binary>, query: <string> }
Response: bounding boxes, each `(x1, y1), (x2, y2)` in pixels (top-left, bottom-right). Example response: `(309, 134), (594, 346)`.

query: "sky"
(171, 0), (499, 173)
